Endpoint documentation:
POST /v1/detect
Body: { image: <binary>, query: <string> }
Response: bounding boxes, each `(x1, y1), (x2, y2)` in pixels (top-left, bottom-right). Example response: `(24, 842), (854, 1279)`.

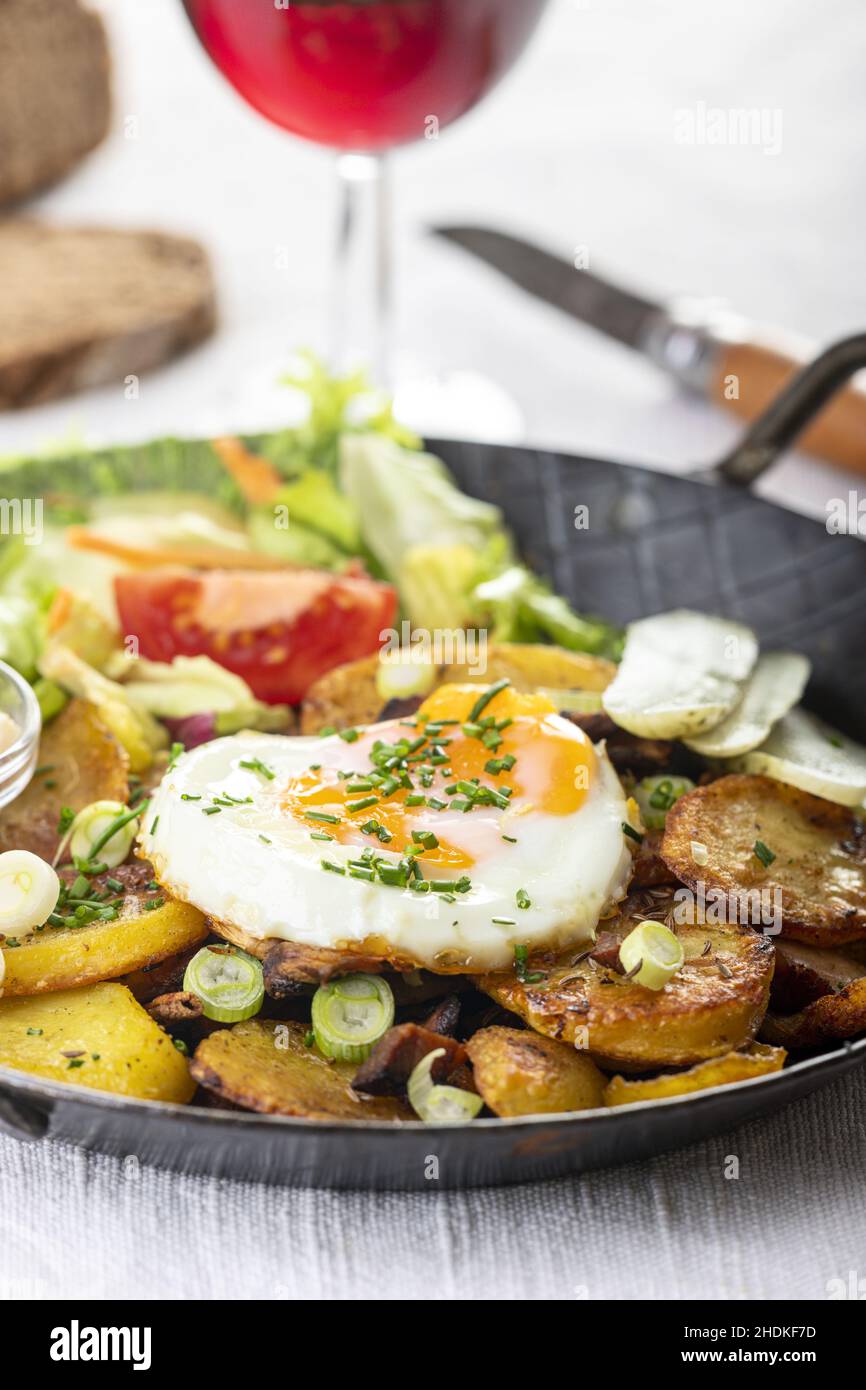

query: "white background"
(1, 0), (865, 1302)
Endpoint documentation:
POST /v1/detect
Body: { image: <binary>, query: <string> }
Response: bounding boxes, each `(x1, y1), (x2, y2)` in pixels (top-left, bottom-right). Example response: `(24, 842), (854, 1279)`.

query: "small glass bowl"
(0, 659), (40, 811)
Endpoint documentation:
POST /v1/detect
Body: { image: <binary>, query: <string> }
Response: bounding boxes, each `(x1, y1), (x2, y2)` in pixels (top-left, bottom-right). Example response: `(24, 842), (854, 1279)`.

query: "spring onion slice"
(407, 1047), (484, 1125)
(183, 946), (264, 1022)
(376, 651), (436, 702)
(618, 920), (684, 991)
(311, 973), (395, 1063)
(69, 800), (140, 869)
(0, 850), (61, 941)
(633, 775), (695, 831)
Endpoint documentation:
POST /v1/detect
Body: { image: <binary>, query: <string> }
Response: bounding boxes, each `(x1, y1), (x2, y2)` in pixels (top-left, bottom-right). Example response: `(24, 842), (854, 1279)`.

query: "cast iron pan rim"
(3, 1037), (864, 1137)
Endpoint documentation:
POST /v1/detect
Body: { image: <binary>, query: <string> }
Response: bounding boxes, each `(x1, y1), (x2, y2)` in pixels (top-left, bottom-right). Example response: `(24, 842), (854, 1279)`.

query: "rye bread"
(0, 0), (111, 207)
(0, 222), (217, 408)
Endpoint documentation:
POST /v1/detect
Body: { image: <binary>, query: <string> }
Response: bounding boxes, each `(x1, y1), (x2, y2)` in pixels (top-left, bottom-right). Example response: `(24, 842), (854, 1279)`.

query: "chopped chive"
(321, 860), (346, 875)
(411, 829), (439, 850)
(310, 831), (334, 841)
(405, 793), (426, 807)
(347, 795), (379, 813)
(338, 728), (360, 743)
(622, 822), (643, 844)
(181, 793), (202, 801)
(105, 877), (124, 894)
(319, 726), (337, 737)
(240, 757), (276, 780)
(467, 677), (511, 723)
(305, 811), (341, 824)
(492, 916), (516, 926)
(57, 806), (76, 836)
(376, 863), (408, 887)
(345, 780), (374, 793)
(259, 834), (272, 844)
(516, 889), (531, 910)
(202, 806), (221, 816)
(753, 839), (776, 868)
(427, 797), (447, 811)
(502, 834), (517, 843)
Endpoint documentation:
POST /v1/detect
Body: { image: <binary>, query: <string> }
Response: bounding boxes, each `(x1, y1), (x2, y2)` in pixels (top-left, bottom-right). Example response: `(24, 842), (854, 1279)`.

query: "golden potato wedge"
(1, 898), (207, 995)
(300, 642), (614, 734)
(0, 699), (128, 860)
(0, 982), (194, 1103)
(466, 1025), (606, 1116)
(761, 978), (866, 1049)
(477, 888), (774, 1068)
(662, 774), (866, 946)
(604, 1042), (786, 1107)
(191, 1019), (411, 1120)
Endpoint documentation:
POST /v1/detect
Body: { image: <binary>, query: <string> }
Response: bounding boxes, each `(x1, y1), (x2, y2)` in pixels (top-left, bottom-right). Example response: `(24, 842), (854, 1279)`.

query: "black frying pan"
(1, 336), (865, 1189)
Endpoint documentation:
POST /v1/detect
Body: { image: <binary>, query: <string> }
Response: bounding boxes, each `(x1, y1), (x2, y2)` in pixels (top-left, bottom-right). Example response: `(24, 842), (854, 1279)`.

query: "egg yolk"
(282, 683), (595, 871)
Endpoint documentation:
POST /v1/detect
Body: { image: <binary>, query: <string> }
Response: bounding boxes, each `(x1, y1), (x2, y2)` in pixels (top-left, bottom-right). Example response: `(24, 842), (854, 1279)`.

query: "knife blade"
(433, 224), (866, 476)
(434, 226), (661, 353)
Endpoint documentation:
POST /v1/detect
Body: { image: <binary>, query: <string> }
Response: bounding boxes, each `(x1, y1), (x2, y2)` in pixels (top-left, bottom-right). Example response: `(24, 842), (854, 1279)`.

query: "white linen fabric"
(1, 1067), (865, 1301)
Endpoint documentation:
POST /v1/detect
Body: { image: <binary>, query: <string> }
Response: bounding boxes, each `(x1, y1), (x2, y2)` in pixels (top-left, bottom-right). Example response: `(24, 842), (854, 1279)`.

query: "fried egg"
(141, 684), (633, 971)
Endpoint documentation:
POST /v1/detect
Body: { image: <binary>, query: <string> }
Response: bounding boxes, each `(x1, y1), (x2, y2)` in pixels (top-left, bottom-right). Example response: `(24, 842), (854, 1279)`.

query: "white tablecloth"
(3, 1066), (866, 1301)
(1, 0), (864, 1301)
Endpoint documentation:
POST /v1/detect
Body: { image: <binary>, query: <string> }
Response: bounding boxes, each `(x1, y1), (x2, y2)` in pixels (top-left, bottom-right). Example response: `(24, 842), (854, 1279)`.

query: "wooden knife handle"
(711, 338), (866, 475)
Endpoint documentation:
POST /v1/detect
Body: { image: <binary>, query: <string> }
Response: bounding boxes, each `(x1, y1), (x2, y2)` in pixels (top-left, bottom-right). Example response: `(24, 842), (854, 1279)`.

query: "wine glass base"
(392, 370), (525, 444)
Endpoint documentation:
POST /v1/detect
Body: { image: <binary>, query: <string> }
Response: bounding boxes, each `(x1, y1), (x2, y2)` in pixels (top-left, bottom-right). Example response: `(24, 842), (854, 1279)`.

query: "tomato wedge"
(115, 568), (397, 705)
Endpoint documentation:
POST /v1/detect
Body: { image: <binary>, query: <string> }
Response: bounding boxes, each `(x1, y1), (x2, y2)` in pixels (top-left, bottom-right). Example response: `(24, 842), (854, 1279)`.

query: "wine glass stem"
(330, 152), (391, 385)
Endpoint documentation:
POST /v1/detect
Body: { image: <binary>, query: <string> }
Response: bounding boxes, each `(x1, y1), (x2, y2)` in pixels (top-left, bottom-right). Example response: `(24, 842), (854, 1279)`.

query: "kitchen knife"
(434, 225), (866, 476)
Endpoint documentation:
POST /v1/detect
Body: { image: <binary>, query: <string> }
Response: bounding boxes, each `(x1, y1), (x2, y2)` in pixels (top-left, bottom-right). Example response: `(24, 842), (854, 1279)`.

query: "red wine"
(182, 0), (548, 151)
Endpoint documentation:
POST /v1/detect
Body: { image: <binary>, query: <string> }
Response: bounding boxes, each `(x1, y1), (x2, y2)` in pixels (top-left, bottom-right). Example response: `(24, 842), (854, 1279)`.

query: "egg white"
(140, 721), (633, 972)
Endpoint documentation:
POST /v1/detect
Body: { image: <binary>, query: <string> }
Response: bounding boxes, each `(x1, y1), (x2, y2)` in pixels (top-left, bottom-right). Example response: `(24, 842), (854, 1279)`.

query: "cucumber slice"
(685, 651), (811, 758)
(602, 610), (758, 739)
(732, 707), (866, 808)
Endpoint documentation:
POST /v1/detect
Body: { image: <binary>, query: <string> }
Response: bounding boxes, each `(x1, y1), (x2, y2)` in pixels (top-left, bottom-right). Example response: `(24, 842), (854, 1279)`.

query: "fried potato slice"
(603, 1042), (786, 1107)
(1, 898), (207, 996)
(300, 642), (615, 734)
(466, 1025), (606, 1117)
(661, 774), (866, 946)
(477, 889), (774, 1067)
(761, 978), (866, 1049)
(209, 916), (468, 979)
(262, 939), (401, 995)
(0, 699), (128, 859)
(0, 982), (194, 1103)
(191, 1019), (411, 1120)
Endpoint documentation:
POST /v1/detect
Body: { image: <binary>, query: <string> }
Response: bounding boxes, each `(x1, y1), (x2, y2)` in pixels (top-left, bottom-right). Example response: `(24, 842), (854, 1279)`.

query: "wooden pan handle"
(712, 339), (866, 475)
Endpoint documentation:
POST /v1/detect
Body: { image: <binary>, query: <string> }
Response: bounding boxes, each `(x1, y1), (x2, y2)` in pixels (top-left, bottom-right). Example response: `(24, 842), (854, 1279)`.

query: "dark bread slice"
(0, 0), (111, 207)
(0, 222), (217, 408)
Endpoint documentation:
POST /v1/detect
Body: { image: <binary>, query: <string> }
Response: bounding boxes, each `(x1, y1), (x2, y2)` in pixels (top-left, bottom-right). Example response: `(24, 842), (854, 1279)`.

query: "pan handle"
(712, 333), (866, 484)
